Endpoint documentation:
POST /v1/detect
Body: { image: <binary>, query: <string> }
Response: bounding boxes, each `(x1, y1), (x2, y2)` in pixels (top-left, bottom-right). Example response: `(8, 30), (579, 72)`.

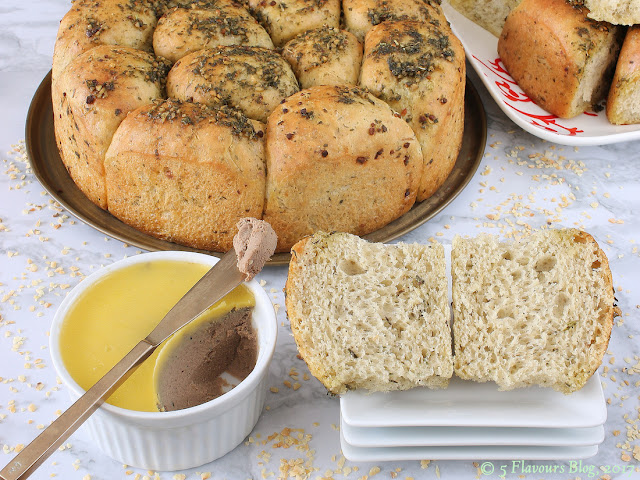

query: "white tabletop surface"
(1, 2), (640, 479)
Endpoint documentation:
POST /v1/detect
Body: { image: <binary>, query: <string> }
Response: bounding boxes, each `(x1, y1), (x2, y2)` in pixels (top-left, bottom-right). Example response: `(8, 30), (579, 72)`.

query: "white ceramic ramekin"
(50, 251), (277, 471)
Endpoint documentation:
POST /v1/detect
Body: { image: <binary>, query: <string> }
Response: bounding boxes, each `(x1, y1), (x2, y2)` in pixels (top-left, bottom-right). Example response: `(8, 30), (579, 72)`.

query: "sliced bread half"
(452, 229), (617, 394)
(285, 232), (453, 394)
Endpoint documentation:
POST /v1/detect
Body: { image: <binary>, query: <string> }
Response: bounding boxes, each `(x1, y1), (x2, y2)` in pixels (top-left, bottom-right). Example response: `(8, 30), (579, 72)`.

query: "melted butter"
(59, 260), (254, 412)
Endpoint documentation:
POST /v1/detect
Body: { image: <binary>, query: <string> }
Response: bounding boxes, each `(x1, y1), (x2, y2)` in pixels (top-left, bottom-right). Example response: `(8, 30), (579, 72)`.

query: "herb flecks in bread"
(286, 232), (453, 394)
(153, 3), (274, 63)
(168, 45), (299, 123)
(360, 20), (465, 201)
(263, 85), (423, 252)
(282, 26), (363, 88)
(498, 0), (624, 119)
(452, 229), (618, 394)
(105, 99), (266, 251)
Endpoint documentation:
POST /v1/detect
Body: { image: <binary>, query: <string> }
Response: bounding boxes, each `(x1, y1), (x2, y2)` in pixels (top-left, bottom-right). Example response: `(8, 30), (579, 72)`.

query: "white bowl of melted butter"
(50, 251), (277, 471)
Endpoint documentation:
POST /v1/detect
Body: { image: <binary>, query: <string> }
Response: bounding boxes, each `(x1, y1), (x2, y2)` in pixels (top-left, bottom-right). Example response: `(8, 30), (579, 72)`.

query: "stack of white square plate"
(339, 375), (606, 461)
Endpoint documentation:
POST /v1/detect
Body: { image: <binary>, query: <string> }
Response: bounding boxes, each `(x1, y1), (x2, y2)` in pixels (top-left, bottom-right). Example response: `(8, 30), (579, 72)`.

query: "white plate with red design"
(442, 2), (640, 146)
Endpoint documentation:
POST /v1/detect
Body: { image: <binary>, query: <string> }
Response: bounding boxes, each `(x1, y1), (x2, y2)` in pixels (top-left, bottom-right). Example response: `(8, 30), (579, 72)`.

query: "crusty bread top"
(248, 0), (341, 47)
(153, 4), (274, 63)
(452, 228), (618, 394)
(167, 45), (299, 123)
(282, 26), (363, 89)
(286, 231), (453, 394)
(52, 0), (158, 81)
(343, 0), (448, 42)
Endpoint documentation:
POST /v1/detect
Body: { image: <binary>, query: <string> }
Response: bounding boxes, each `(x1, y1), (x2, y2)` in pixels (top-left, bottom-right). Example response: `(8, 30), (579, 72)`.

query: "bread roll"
(52, 0), (157, 82)
(167, 46), (299, 122)
(607, 25), (640, 125)
(105, 99), (266, 251)
(452, 229), (618, 394)
(248, 0), (340, 47)
(584, 0), (640, 25)
(153, 4), (274, 63)
(263, 85), (423, 252)
(498, 0), (624, 119)
(360, 20), (465, 201)
(282, 26), (363, 89)
(343, 0), (449, 42)
(53, 45), (171, 209)
(447, 0), (522, 36)
(286, 231), (453, 394)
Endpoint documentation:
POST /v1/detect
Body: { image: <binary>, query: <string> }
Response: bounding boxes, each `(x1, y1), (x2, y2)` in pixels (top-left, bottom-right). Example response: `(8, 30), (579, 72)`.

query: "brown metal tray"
(26, 71), (486, 265)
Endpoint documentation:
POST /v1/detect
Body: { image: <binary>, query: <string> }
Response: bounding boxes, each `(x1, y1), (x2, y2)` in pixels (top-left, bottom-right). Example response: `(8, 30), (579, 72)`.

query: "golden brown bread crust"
(343, 0), (448, 42)
(498, 0), (623, 119)
(52, 0), (468, 252)
(167, 46), (299, 122)
(53, 45), (171, 209)
(360, 20), (465, 201)
(570, 230), (617, 389)
(153, 4), (274, 63)
(248, 0), (341, 47)
(607, 26), (640, 125)
(52, 0), (158, 82)
(263, 85), (423, 252)
(282, 26), (363, 89)
(104, 99), (267, 251)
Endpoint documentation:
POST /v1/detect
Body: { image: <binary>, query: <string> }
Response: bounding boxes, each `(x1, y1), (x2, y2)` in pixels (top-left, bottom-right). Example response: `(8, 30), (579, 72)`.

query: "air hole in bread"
(511, 270), (522, 281)
(502, 251), (513, 261)
(592, 259), (602, 269)
(496, 308), (511, 319)
(553, 293), (570, 317)
(534, 255), (557, 272)
(339, 258), (366, 276)
(516, 255), (530, 266)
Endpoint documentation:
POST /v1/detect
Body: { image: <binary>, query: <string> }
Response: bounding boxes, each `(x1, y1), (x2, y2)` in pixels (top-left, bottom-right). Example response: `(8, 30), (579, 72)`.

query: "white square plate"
(340, 430), (600, 461)
(442, 2), (640, 146)
(340, 375), (606, 429)
(340, 417), (605, 447)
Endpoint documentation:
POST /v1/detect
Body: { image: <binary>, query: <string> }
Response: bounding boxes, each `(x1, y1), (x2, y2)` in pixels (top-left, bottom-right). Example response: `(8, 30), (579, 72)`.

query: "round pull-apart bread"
(52, 0), (466, 253)
(105, 100), (266, 252)
(153, 3), (274, 63)
(168, 45), (299, 122)
(282, 26), (363, 89)
(263, 85), (423, 252)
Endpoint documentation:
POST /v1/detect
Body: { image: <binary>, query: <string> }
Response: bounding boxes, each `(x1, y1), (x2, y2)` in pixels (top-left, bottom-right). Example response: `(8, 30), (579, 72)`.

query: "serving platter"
(339, 432), (600, 461)
(340, 375), (606, 429)
(442, 1), (640, 146)
(26, 71), (486, 265)
(340, 419), (605, 448)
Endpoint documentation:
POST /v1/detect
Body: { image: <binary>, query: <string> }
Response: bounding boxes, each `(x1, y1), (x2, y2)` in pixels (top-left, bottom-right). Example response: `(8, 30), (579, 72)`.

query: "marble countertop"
(1, 2), (639, 479)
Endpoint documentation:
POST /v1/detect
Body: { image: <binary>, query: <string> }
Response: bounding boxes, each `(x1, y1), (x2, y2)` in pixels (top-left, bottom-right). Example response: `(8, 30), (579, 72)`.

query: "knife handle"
(0, 340), (155, 480)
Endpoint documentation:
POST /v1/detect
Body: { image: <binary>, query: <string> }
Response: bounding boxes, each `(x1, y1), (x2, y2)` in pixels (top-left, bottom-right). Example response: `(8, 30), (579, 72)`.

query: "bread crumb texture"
(452, 228), (617, 393)
(286, 231), (453, 394)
